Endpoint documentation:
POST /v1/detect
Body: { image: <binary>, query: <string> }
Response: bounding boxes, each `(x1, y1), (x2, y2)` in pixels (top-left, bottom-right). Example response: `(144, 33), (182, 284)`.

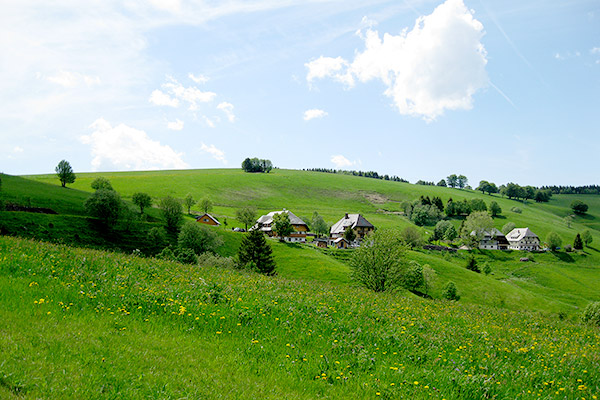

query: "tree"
(343, 226), (356, 243)
(446, 174), (458, 188)
(571, 200), (588, 215)
(411, 204), (442, 226)
(433, 220), (452, 241)
(183, 193), (196, 215)
(462, 211), (494, 245)
(457, 175), (468, 189)
(431, 196), (444, 212)
(400, 226), (423, 249)
(466, 256), (480, 273)
(489, 201), (502, 217)
(311, 212), (328, 238)
(546, 231), (562, 251)
(437, 179), (447, 187)
(563, 215), (573, 228)
(178, 222), (223, 255)
(159, 196), (183, 232)
(241, 157), (273, 173)
(199, 197), (213, 214)
(272, 212), (293, 240)
(84, 189), (121, 227)
(402, 261), (425, 292)
(444, 225), (458, 241)
(573, 233), (584, 250)
(469, 198), (487, 212)
(350, 229), (405, 292)
(132, 192), (152, 214)
(236, 206), (257, 231)
(502, 222), (516, 235)
(442, 281), (460, 300)
(582, 230), (593, 247)
(91, 177), (113, 191)
(237, 230), (276, 275)
(55, 160), (76, 188)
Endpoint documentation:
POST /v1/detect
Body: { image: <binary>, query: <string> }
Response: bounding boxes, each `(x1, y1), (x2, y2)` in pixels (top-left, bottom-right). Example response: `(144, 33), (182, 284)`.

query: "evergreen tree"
(574, 233), (584, 250)
(238, 230), (276, 275)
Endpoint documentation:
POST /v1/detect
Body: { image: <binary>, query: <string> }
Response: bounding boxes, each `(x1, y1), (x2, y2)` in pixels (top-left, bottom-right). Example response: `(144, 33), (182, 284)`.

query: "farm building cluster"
(476, 227), (540, 251)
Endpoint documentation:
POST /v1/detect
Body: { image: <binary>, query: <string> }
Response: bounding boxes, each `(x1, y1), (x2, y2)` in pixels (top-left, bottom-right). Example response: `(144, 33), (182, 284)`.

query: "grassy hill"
(1, 236), (598, 399)
(2, 169), (600, 317)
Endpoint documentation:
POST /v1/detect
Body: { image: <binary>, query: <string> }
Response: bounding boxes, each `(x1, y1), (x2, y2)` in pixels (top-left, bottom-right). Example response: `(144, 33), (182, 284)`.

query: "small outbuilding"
(314, 238), (328, 248)
(196, 213), (220, 226)
(332, 237), (349, 249)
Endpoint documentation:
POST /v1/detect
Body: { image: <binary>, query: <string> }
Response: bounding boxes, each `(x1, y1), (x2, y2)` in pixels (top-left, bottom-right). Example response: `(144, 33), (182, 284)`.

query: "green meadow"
(1, 168), (600, 398)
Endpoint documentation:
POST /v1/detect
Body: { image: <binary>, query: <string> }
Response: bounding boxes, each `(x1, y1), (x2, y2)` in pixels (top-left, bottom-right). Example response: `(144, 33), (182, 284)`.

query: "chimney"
(345, 213), (349, 219)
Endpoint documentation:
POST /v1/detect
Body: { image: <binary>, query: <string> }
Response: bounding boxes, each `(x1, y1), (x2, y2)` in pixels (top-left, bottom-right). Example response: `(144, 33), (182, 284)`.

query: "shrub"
(175, 247), (198, 264)
(546, 231), (562, 251)
(197, 253), (236, 269)
(442, 281), (460, 301)
(178, 222), (223, 255)
(510, 207), (522, 214)
(401, 261), (425, 292)
(564, 244), (573, 253)
(582, 302), (600, 327)
(91, 177), (113, 191)
(466, 256), (480, 273)
(156, 246), (177, 262)
(582, 230), (593, 247)
(400, 226), (423, 248)
(147, 227), (168, 248)
(482, 262), (492, 275)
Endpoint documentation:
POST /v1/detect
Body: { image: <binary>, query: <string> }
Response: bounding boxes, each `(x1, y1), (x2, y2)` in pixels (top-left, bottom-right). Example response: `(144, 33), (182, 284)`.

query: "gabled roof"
(195, 213), (220, 225)
(330, 214), (374, 234)
(506, 227), (538, 241)
(256, 209), (307, 227)
(471, 228), (505, 239)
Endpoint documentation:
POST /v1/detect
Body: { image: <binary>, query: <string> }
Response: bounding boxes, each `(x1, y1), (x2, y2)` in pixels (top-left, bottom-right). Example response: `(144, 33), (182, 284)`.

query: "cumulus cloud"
(80, 118), (188, 171)
(167, 119), (184, 130)
(150, 90), (179, 107)
(150, 77), (216, 110)
(13, 146), (24, 153)
(46, 70), (101, 88)
(217, 102), (236, 122)
(331, 154), (354, 168)
(189, 73), (209, 84)
(200, 143), (227, 164)
(305, 0), (489, 121)
(303, 109), (328, 121)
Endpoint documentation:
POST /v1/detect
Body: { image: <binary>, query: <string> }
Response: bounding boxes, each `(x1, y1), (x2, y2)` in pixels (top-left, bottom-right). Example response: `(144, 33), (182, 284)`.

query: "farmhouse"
(195, 213), (220, 226)
(506, 228), (540, 251)
(253, 209), (309, 243)
(331, 237), (349, 249)
(474, 228), (509, 250)
(330, 213), (374, 241)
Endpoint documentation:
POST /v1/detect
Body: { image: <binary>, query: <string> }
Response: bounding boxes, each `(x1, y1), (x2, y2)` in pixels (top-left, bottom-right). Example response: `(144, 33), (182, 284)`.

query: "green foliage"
(175, 247), (198, 264)
(199, 197), (213, 214)
(571, 200), (588, 215)
(442, 281), (460, 300)
(236, 206), (257, 230)
(574, 233), (584, 250)
(147, 226), (168, 249)
(582, 230), (593, 247)
(482, 262), (492, 275)
(462, 211), (494, 245)
(350, 229), (405, 292)
(132, 192), (152, 214)
(402, 261), (425, 292)
(436, 179), (447, 187)
(272, 212), (293, 239)
(84, 188), (121, 227)
(159, 196), (183, 232)
(55, 159), (76, 187)
(183, 193), (196, 214)
(546, 231), (562, 251)
(510, 207), (522, 214)
(446, 174), (457, 188)
(477, 180), (498, 195)
(311, 212), (328, 237)
(410, 204), (441, 226)
(469, 198), (487, 212)
(400, 226), (423, 249)
(502, 222), (516, 235)
(466, 256), (480, 273)
(582, 302), (600, 327)
(178, 222), (224, 255)
(489, 201), (502, 217)
(197, 253), (236, 269)
(237, 230), (276, 275)
(90, 177), (113, 191)
(343, 226), (356, 242)
(241, 157), (273, 173)
(433, 220), (452, 241)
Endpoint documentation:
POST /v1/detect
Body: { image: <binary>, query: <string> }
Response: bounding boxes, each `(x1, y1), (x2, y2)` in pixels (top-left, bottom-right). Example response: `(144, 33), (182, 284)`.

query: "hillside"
(2, 169), (600, 316)
(1, 236), (598, 399)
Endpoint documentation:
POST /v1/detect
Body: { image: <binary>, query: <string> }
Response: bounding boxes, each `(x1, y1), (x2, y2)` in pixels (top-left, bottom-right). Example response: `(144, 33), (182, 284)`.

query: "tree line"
(304, 168), (408, 183)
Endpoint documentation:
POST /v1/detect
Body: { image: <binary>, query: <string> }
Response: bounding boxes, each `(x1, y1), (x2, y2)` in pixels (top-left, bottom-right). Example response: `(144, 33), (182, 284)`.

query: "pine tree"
(238, 230), (276, 275)
(574, 233), (584, 250)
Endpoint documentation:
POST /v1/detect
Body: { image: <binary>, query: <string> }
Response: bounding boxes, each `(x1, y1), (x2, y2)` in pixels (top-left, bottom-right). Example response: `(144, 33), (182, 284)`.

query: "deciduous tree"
(311, 212), (328, 238)
(84, 189), (121, 227)
(272, 212), (293, 240)
(236, 206), (257, 231)
(159, 196), (183, 232)
(55, 160), (76, 188)
(199, 197), (213, 214)
(184, 193), (196, 214)
(132, 192), (152, 214)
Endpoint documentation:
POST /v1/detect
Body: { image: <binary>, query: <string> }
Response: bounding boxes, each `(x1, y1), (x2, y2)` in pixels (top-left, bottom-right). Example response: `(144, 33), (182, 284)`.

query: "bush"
(175, 247), (198, 264)
(442, 281), (460, 301)
(91, 177), (113, 191)
(400, 226), (423, 249)
(178, 222), (223, 255)
(510, 207), (522, 214)
(466, 256), (480, 273)
(582, 302), (600, 327)
(564, 244), (572, 253)
(482, 262), (492, 275)
(401, 261), (424, 292)
(147, 227), (168, 249)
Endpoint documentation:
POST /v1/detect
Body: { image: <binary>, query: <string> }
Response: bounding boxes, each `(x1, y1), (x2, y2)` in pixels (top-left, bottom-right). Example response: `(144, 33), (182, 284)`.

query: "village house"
(330, 213), (375, 241)
(195, 213), (220, 226)
(506, 227), (540, 251)
(331, 237), (349, 249)
(474, 228), (509, 250)
(253, 209), (309, 243)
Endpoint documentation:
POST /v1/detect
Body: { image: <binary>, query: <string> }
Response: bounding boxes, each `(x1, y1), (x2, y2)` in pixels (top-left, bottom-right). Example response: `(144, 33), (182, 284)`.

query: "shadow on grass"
(551, 251), (575, 263)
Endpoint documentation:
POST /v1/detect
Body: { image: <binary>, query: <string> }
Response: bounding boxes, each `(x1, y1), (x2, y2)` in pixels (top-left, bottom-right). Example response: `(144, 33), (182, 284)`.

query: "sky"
(1, 0), (599, 186)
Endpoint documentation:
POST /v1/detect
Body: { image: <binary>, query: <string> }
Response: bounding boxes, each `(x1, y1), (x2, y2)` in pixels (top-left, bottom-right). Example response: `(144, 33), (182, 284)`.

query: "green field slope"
(1, 237), (598, 399)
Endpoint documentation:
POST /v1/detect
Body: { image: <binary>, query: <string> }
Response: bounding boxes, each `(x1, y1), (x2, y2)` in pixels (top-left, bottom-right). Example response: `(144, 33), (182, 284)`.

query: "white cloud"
(189, 73), (209, 84)
(330, 154), (354, 168)
(80, 118), (188, 171)
(200, 143), (227, 164)
(591, 47), (600, 55)
(167, 119), (184, 130)
(303, 108), (328, 121)
(305, 0), (489, 121)
(46, 70), (101, 88)
(149, 90), (179, 107)
(203, 116), (217, 128)
(217, 102), (236, 122)
(13, 146), (24, 153)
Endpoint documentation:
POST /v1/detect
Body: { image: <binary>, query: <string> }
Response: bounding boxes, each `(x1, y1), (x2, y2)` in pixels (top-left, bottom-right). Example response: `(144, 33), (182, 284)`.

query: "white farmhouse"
(506, 228), (540, 251)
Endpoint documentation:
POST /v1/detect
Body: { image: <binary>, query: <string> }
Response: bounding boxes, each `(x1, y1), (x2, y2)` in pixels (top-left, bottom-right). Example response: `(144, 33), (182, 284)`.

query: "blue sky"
(1, 0), (598, 186)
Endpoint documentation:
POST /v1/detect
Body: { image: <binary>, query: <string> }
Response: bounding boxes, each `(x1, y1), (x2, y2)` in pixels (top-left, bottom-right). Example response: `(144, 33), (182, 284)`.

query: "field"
(1, 236), (599, 399)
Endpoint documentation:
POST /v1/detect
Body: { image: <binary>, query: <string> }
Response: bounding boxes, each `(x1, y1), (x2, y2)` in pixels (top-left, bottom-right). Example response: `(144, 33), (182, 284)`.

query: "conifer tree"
(574, 233), (584, 250)
(238, 230), (276, 275)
